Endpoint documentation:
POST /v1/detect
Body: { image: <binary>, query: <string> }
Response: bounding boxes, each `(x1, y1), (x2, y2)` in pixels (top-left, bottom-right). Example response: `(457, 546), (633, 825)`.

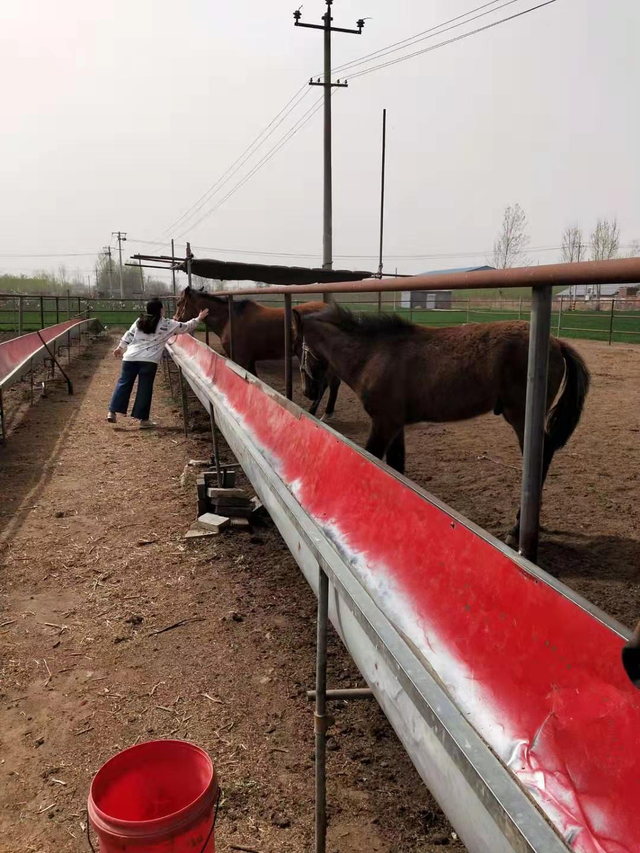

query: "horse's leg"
(308, 377), (328, 417)
(249, 361), (258, 377)
(321, 375), (341, 421)
(385, 428), (406, 474)
(365, 419), (399, 463)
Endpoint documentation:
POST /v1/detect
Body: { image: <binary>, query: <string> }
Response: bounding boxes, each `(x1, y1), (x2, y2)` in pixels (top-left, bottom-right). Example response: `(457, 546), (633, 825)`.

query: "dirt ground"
(1, 333), (638, 853)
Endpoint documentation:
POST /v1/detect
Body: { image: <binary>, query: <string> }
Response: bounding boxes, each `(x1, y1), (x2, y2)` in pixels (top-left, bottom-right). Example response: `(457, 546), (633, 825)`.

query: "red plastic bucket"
(87, 740), (218, 852)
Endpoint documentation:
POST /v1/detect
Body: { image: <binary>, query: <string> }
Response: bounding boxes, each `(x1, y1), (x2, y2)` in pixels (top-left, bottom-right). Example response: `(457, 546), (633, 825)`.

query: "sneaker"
(107, 411), (117, 423)
(139, 420), (157, 430)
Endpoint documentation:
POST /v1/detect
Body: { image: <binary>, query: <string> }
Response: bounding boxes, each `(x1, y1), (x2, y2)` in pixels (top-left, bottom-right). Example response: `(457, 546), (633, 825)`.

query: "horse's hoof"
(321, 412), (334, 422)
(505, 533), (519, 550)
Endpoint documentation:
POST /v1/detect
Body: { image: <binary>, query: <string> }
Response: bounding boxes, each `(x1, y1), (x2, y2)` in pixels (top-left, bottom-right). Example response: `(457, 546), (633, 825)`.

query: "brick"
(197, 513), (230, 533)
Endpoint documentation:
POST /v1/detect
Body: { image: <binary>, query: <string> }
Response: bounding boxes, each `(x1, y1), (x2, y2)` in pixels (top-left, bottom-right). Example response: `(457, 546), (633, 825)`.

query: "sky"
(1, 0), (639, 287)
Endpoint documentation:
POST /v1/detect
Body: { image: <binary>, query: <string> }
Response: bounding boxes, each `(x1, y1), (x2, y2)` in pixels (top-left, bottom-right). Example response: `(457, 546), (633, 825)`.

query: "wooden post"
(557, 295), (563, 337)
(315, 568), (329, 853)
(608, 298), (615, 345)
(284, 294), (293, 400)
(209, 402), (223, 488)
(519, 285), (553, 562)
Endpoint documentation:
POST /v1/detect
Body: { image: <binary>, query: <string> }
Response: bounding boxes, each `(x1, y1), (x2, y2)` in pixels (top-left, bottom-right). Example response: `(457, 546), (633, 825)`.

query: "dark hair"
(136, 298), (163, 334)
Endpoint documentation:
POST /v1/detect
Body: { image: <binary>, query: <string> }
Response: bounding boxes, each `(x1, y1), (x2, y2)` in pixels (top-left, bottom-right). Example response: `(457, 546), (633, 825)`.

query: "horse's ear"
(183, 285), (191, 294)
(292, 308), (304, 339)
(199, 286), (205, 293)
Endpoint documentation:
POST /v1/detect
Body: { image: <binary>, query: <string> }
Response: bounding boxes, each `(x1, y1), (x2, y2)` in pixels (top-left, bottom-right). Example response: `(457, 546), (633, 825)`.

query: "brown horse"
(623, 623), (640, 688)
(174, 286), (341, 417)
(293, 305), (590, 547)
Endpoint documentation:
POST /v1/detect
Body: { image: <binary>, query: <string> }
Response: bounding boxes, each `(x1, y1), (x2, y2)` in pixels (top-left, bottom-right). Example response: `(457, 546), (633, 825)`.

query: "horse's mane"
(182, 286), (253, 315)
(309, 304), (416, 338)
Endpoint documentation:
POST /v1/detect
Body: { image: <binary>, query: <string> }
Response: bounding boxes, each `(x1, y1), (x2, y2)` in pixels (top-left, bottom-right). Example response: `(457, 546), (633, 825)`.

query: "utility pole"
(138, 257), (145, 295)
(112, 231), (127, 299)
(294, 1), (365, 299)
(103, 246), (114, 297)
(377, 108), (387, 313)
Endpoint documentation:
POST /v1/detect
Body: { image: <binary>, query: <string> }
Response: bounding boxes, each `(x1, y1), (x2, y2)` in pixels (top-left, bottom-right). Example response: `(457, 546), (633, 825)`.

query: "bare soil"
(1, 333), (638, 853)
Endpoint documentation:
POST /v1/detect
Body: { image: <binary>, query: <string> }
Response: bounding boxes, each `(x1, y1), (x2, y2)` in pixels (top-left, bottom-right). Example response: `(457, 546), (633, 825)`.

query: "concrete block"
(197, 513), (230, 533)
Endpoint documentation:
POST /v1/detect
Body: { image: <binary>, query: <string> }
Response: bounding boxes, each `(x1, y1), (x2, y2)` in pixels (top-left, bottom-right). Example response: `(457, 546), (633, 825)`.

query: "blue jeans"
(109, 360), (158, 421)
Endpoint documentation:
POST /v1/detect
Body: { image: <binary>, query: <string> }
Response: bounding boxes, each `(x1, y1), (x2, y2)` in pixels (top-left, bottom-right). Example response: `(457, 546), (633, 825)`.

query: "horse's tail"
(546, 341), (591, 452)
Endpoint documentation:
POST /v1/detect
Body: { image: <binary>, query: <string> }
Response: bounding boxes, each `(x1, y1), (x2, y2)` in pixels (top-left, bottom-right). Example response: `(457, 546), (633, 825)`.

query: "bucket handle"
(86, 788), (222, 853)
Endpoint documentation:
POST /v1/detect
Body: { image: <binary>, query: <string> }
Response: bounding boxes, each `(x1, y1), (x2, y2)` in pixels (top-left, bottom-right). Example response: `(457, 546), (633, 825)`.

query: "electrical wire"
(349, 1), (559, 81)
(331, 0), (523, 76)
(149, 83), (312, 248)
(173, 91), (330, 239)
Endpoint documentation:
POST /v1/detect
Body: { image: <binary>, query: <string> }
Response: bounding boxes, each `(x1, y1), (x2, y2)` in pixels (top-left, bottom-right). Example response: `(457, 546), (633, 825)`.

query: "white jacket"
(119, 316), (200, 364)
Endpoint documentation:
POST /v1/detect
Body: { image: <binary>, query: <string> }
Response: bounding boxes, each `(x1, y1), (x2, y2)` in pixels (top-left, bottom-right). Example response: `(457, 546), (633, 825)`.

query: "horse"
(623, 623), (640, 688)
(174, 286), (341, 418)
(293, 304), (590, 548)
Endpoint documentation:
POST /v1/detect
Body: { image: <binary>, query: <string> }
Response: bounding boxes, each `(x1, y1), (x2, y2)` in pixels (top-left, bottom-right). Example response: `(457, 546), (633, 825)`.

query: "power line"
(149, 83), (312, 248)
(0, 252), (99, 258)
(349, 1), (559, 81)
(330, 0), (522, 76)
(173, 91), (330, 239)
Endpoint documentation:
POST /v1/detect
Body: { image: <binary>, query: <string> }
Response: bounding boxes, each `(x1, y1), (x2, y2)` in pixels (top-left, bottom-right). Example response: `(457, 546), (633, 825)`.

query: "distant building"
(400, 265), (494, 310)
(556, 283), (639, 300)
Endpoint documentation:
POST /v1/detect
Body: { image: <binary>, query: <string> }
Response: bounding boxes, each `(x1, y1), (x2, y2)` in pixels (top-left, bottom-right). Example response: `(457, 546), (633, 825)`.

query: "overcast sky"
(1, 0), (638, 285)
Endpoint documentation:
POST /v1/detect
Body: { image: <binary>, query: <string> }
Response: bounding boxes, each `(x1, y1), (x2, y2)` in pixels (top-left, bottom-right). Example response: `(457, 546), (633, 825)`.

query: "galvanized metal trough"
(168, 333), (639, 853)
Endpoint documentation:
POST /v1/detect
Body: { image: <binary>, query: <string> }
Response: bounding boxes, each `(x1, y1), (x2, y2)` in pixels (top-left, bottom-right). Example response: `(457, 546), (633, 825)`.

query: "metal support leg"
(307, 688), (373, 701)
(205, 327), (210, 349)
(67, 331), (71, 364)
(284, 294), (293, 401)
(51, 343), (56, 379)
(30, 358), (34, 405)
(519, 285), (552, 562)
(179, 368), (189, 437)
(315, 568), (329, 853)
(209, 402), (223, 488)
(0, 389), (5, 443)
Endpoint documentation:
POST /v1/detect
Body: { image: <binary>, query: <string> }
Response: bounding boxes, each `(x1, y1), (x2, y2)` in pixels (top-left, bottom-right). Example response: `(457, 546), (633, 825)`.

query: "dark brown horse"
(174, 286), (341, 417)
(293, 305), (590, 546)
(623, 623), (640, 688)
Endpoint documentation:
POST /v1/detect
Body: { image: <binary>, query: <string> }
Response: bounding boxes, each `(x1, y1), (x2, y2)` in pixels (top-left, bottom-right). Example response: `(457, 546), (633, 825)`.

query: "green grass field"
(2, 304), (640, 346)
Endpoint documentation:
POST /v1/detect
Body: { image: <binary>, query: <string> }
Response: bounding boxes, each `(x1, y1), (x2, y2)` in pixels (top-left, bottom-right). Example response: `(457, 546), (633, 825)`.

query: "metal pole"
(186, 242), (193, 289)
(18, 296), (23, 336)
(0, 390), (5, 443)
(55, 296), (60, 324)
(315, 567), (329, 853)
(40, 296), (44, 329)
(557, 295), (563, 337)
(466, 299), (470, 324)
(67, 330), (71, 364)
(377, 108), (387, 278)
(518, 296), (522, 320)
(30, 358), (34, 405)
(179, 368), (189, 436)
(138, 258), (145, 294)
(322, 2), (333, 283)
(171, 238), (177, 296)
(209, 402), (223, 488)
(284, 294), (293, 400)
(67, 290), (71, 320)
(227, 295), (235, 362)
(608, 298), (615, 345)
(77, 296), (82, 315)
(519, 284), (553, 562)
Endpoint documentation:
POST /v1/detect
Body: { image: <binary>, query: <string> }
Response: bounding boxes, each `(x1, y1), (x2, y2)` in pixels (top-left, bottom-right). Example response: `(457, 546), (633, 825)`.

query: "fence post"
(608, 298), (615, 345)
(466, 299), (470, 324)
(77, 296), (81, 316)
(518, 296), (522, 320)
(284, 294), (293, 400)
(55, 296), (60, 324)
(315, 567), (329, 853)
(519, 284), (553, 563)
(40, 296), (45, 329)
(67, 290), (71, 320)
(557, 295), (563, 337)
(18, 296), (24, 336)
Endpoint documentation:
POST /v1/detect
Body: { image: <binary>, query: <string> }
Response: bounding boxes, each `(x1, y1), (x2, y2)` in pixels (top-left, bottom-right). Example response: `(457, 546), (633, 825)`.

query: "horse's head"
(293, 309), (329, 401)
(174, 286), (198, 321)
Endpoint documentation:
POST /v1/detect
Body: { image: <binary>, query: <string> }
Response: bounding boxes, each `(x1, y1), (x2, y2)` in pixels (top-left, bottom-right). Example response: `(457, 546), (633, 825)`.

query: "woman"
(107, 297), (208, 428)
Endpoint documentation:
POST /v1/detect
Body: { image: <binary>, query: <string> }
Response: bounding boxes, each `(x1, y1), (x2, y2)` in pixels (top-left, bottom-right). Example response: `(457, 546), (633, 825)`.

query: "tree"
(561, 225), (587, 263)
(590, 217), (620, 261)
(626, 239), (640, 258)
(492, 203), (530, 270)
